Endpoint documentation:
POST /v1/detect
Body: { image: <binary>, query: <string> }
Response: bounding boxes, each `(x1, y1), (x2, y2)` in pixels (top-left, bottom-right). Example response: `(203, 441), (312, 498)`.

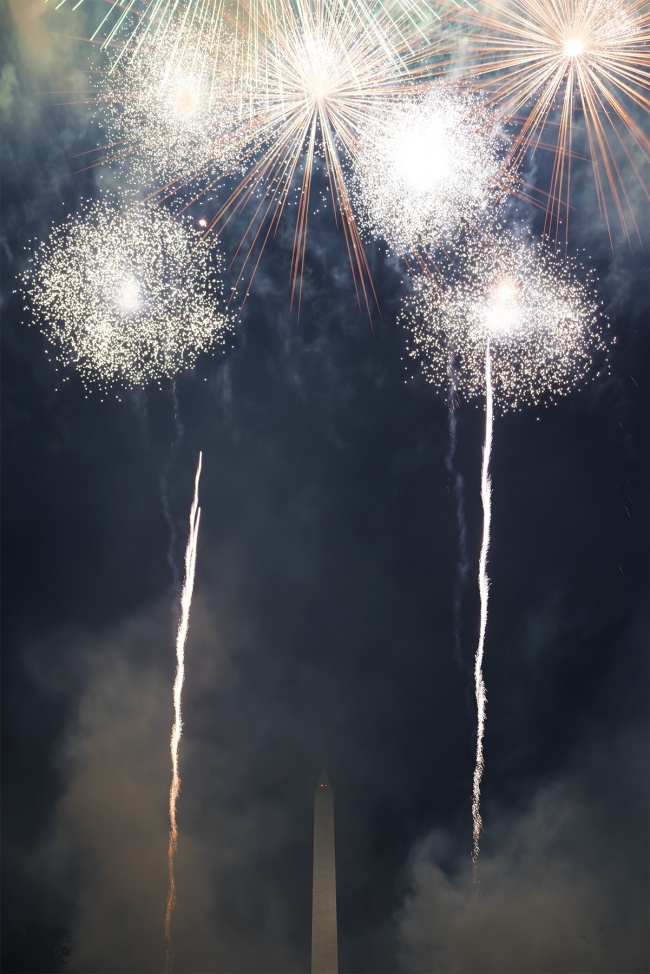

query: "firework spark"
(351, 83), (513, 261)
(456, 0), (650, 243)
(92, 25), (246, 186)
(402, 228), (608, 862)
(21, 200), (233, 391)
(165, 451), (202, 973)
(403, 228), (608, 411)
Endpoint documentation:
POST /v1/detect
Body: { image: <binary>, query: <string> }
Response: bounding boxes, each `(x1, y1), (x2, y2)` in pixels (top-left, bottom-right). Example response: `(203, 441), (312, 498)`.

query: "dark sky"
(1, 3), (648, 972)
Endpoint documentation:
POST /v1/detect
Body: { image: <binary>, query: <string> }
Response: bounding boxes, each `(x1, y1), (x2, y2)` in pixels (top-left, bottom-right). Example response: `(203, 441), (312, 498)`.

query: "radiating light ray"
(472, 346), (492, 870)
(350, 82), (514, 262)
(455, 0), (650, 244)
(402, 227), (608, 865)
(20, 200), (233, 391)
(189, 0), (457, 310)
(164, 451), (202, 974)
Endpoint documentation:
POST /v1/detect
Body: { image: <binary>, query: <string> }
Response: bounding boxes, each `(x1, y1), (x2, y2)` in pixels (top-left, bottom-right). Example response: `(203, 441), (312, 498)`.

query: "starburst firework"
(201, 0), (453, 309)
(457, 0), (650, 242)
(22, 200), (233, 391)
(350, 82), (513, 261)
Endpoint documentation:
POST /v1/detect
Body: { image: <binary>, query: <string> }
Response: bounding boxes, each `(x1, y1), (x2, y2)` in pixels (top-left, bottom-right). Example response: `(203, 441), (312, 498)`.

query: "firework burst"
(21, 200), (233, 391)
(403, 228), (608, 411)
(92, 25), (246, 186)
(350, 82), (514, 261)
(457, 0), (650, 243)
(199, 0), (454, 309)
(402, 228), (608, 864)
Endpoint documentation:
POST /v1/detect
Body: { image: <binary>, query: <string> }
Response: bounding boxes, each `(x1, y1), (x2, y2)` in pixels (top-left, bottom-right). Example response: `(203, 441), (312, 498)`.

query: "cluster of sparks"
(22, 201), (232, 391)
(165, 452), (203, 973)
(93, 26), (247, 185)
(351, 84), (512, 260)
(403, 230), (608, 412)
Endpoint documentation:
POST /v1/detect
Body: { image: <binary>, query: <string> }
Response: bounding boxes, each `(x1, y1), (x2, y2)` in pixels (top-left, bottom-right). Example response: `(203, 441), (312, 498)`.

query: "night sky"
(2, 3), (648, 973)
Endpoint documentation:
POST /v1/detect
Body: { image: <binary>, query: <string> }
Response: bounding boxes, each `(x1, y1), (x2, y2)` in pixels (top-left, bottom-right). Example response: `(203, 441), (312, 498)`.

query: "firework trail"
(401, 227), (608, 865)
(445, 357), (469, 668)
(165, 451), (202, 973)
(472, 346), (492, 870)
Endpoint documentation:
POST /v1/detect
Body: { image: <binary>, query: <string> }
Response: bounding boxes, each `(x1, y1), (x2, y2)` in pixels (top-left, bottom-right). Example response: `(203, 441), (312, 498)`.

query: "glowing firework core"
(563, 36), (585, 57)
(483, 279), (522, 335)
(352, 84), (512, 258)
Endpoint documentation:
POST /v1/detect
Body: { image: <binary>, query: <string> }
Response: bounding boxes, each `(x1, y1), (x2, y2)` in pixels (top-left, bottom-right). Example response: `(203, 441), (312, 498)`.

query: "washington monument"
(311, 769), (338, 974)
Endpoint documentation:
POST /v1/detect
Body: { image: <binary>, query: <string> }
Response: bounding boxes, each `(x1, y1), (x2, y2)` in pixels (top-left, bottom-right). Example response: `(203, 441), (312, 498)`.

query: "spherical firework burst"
(456, 0), (650, 243)
(350, 83), (514, 260)
(93, 25), (246, 186)
(402, 228), (608, 411)
(21, 200), (233, 391)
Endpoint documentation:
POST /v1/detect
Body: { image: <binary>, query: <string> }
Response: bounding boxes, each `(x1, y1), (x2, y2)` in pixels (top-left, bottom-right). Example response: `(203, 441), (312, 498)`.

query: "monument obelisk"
(311, 769), (338, 974)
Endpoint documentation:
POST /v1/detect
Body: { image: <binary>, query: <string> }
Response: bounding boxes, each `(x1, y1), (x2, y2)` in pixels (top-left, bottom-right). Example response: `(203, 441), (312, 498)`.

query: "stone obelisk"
(311, 769), (338, 974)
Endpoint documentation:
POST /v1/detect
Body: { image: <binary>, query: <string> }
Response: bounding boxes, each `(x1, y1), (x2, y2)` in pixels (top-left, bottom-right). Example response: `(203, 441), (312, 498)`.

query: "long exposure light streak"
(456, 0), (650, 243)
(165, 451), (203, 974)
(472, 346), (492, 868)
(21, 201), (233, 391)
(402, 228), (608, 863)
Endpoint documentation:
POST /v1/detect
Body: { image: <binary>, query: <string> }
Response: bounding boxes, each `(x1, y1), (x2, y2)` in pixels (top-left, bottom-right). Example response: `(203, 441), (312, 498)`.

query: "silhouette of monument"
(311, 769), (338, 974)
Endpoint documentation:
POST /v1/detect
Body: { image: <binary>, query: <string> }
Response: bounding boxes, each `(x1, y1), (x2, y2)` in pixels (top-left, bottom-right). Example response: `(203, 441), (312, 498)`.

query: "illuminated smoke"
(446, 357), (469, 668)
(165, 452), (202, 972)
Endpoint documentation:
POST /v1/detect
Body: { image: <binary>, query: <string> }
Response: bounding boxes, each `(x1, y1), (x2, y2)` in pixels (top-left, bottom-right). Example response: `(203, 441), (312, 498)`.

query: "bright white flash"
(394, 122), (452, 194)
(563, 37), (585, 57)
(118, 276), (141, 312)
(171, 77), (200, 117)
(483, 279), (522, 335)
(351, 84), (513, 259)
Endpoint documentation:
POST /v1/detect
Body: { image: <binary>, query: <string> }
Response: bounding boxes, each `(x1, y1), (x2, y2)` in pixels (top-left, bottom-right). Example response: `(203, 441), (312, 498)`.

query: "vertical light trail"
(472, 348), (492, 873)
(164, 451), (202, 973)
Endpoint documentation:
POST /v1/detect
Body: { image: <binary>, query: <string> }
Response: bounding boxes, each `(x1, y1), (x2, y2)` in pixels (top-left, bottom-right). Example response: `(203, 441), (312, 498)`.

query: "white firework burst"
(351, 83), (514, 260)
(21, 199), (234, 391)
(402, 227), (609, 410)
(93, 26), (246, 187)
